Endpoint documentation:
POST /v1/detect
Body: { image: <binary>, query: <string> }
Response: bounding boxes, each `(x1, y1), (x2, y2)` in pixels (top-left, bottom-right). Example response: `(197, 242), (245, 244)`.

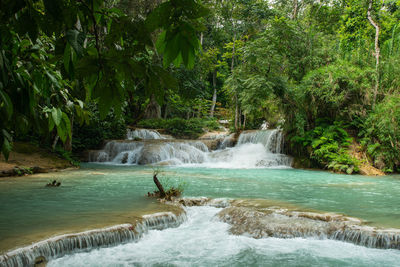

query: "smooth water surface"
(0, 166), (169, 252)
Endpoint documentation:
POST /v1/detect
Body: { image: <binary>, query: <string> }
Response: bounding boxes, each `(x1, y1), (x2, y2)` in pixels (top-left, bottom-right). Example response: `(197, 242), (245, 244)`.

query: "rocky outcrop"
(349, 142), (385, 176)
(168, 197), (400, 250)
(0, 166), (49, 177)
(218, 205), (400, 249)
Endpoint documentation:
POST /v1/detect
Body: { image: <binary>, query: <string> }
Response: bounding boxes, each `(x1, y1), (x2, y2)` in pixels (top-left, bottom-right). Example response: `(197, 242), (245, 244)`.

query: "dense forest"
(1, 0), (400, 174)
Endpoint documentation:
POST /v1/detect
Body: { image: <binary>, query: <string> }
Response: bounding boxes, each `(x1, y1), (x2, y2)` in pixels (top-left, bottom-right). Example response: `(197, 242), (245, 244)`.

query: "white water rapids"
(89, 129), (292, 168)
(48, 206), (400, 266)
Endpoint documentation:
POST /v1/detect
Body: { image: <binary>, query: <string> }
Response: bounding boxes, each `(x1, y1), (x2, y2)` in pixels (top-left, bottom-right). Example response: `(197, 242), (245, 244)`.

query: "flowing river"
(1, 129), (400, 266)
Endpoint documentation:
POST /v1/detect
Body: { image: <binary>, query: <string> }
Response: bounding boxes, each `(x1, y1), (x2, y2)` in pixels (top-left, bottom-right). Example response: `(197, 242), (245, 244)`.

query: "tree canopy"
(2, 0), (400, 173)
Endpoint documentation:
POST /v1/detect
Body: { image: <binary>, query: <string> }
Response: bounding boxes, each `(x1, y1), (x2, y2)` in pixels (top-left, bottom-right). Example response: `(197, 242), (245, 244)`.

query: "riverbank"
(0, 142), (74, 177)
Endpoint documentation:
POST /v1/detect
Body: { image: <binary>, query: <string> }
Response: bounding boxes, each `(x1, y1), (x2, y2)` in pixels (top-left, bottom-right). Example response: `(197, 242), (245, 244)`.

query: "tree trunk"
(161, 94), (168, 119)
(367, 0), (380, 108)
(243, 114), (246, 129)
(232, 33), (238, 131)
(238, 108), (242, 128)
(52, 135), (59, 151)
(64, 115), (73, 152)
(292, 0), (298, 19)
(144, 94), (161, 119)
(210, 69), (217, 117)
(234, 94), (239, 130)
(153, 174), (166, 198)
(163, 104), (169, 119)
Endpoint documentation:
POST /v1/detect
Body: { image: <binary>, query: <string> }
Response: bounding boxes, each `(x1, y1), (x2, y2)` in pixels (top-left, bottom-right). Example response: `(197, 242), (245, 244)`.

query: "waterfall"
(89, 141), (144, 163)
(237, 129), (284, 153)
(89, 141), (209, 165)
(89, 129), (292, 168)
(126, 129), (166, 140)
(0, 212), (186, 267)
(206, 130), (291, 168)
(217, 133), (235, 149)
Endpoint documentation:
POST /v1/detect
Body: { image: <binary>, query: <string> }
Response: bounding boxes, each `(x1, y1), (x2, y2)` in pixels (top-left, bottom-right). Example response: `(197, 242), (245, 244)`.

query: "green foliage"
(2, 0), (400, 175)
(150, 0), (207, 68)
(72, 107), (126, 152)
(55, 147), (80, 167)
(137, 117), (220, 139)
(360, 95), (400, 172)
(291, 122), (359, 174)
(159, 176), (187, 196)
(0, 0), (206, 159)
(283, 61), (374, 139)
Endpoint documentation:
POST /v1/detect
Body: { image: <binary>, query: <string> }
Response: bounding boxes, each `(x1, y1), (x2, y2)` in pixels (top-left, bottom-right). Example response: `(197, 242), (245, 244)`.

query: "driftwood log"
(153, 174), (166, 198)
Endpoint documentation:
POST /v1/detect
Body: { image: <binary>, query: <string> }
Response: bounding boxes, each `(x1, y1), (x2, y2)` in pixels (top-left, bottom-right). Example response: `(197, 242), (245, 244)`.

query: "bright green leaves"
(74, 100), (90, 125)
(0, 0), (208, 159)
(57, 112), (72, 143)
(51, 108), (63, 127)
(362, 95), (400, 172)
(47, 108), (72, 143)
(291, 122), (359, 174)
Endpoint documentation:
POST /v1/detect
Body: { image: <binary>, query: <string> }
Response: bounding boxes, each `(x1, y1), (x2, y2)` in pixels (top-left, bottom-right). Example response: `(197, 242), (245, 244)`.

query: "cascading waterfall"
(89, 141), (144, 163)
(46, 205), (400, 266)
(206, 130), (292, 168)
(89, 140), (209, 165)
(126, 129), (166, 140)
(237, 129), (284, 153)
(0, 212), (186, 267)
(3, 198), (400, 266)
(217, 133), (235, 149)
(89, 129), (292, 168)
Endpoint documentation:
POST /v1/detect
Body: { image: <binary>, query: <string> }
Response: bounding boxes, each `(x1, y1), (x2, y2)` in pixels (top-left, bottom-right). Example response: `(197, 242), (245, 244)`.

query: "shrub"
(287, 62), (374, 131)
(72, 107), (126, 152)
(136, 119), (166, 129)
(360, 95), (400, 172)
(291, 121), (359, 174)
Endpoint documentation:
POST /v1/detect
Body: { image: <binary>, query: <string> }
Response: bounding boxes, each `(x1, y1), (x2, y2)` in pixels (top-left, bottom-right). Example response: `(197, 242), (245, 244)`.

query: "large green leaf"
(51, 107), (62, 126)
(1, 129), (13, 161)
(56, 112), (72, 143)
(66, 29), (86, 57)
(0, 90), (13, 120)
(145, 2), (172, 31)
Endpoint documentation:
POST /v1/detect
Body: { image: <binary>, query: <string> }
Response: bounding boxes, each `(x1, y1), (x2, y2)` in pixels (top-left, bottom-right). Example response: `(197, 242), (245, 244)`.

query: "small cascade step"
(0, 212), (186, 267)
